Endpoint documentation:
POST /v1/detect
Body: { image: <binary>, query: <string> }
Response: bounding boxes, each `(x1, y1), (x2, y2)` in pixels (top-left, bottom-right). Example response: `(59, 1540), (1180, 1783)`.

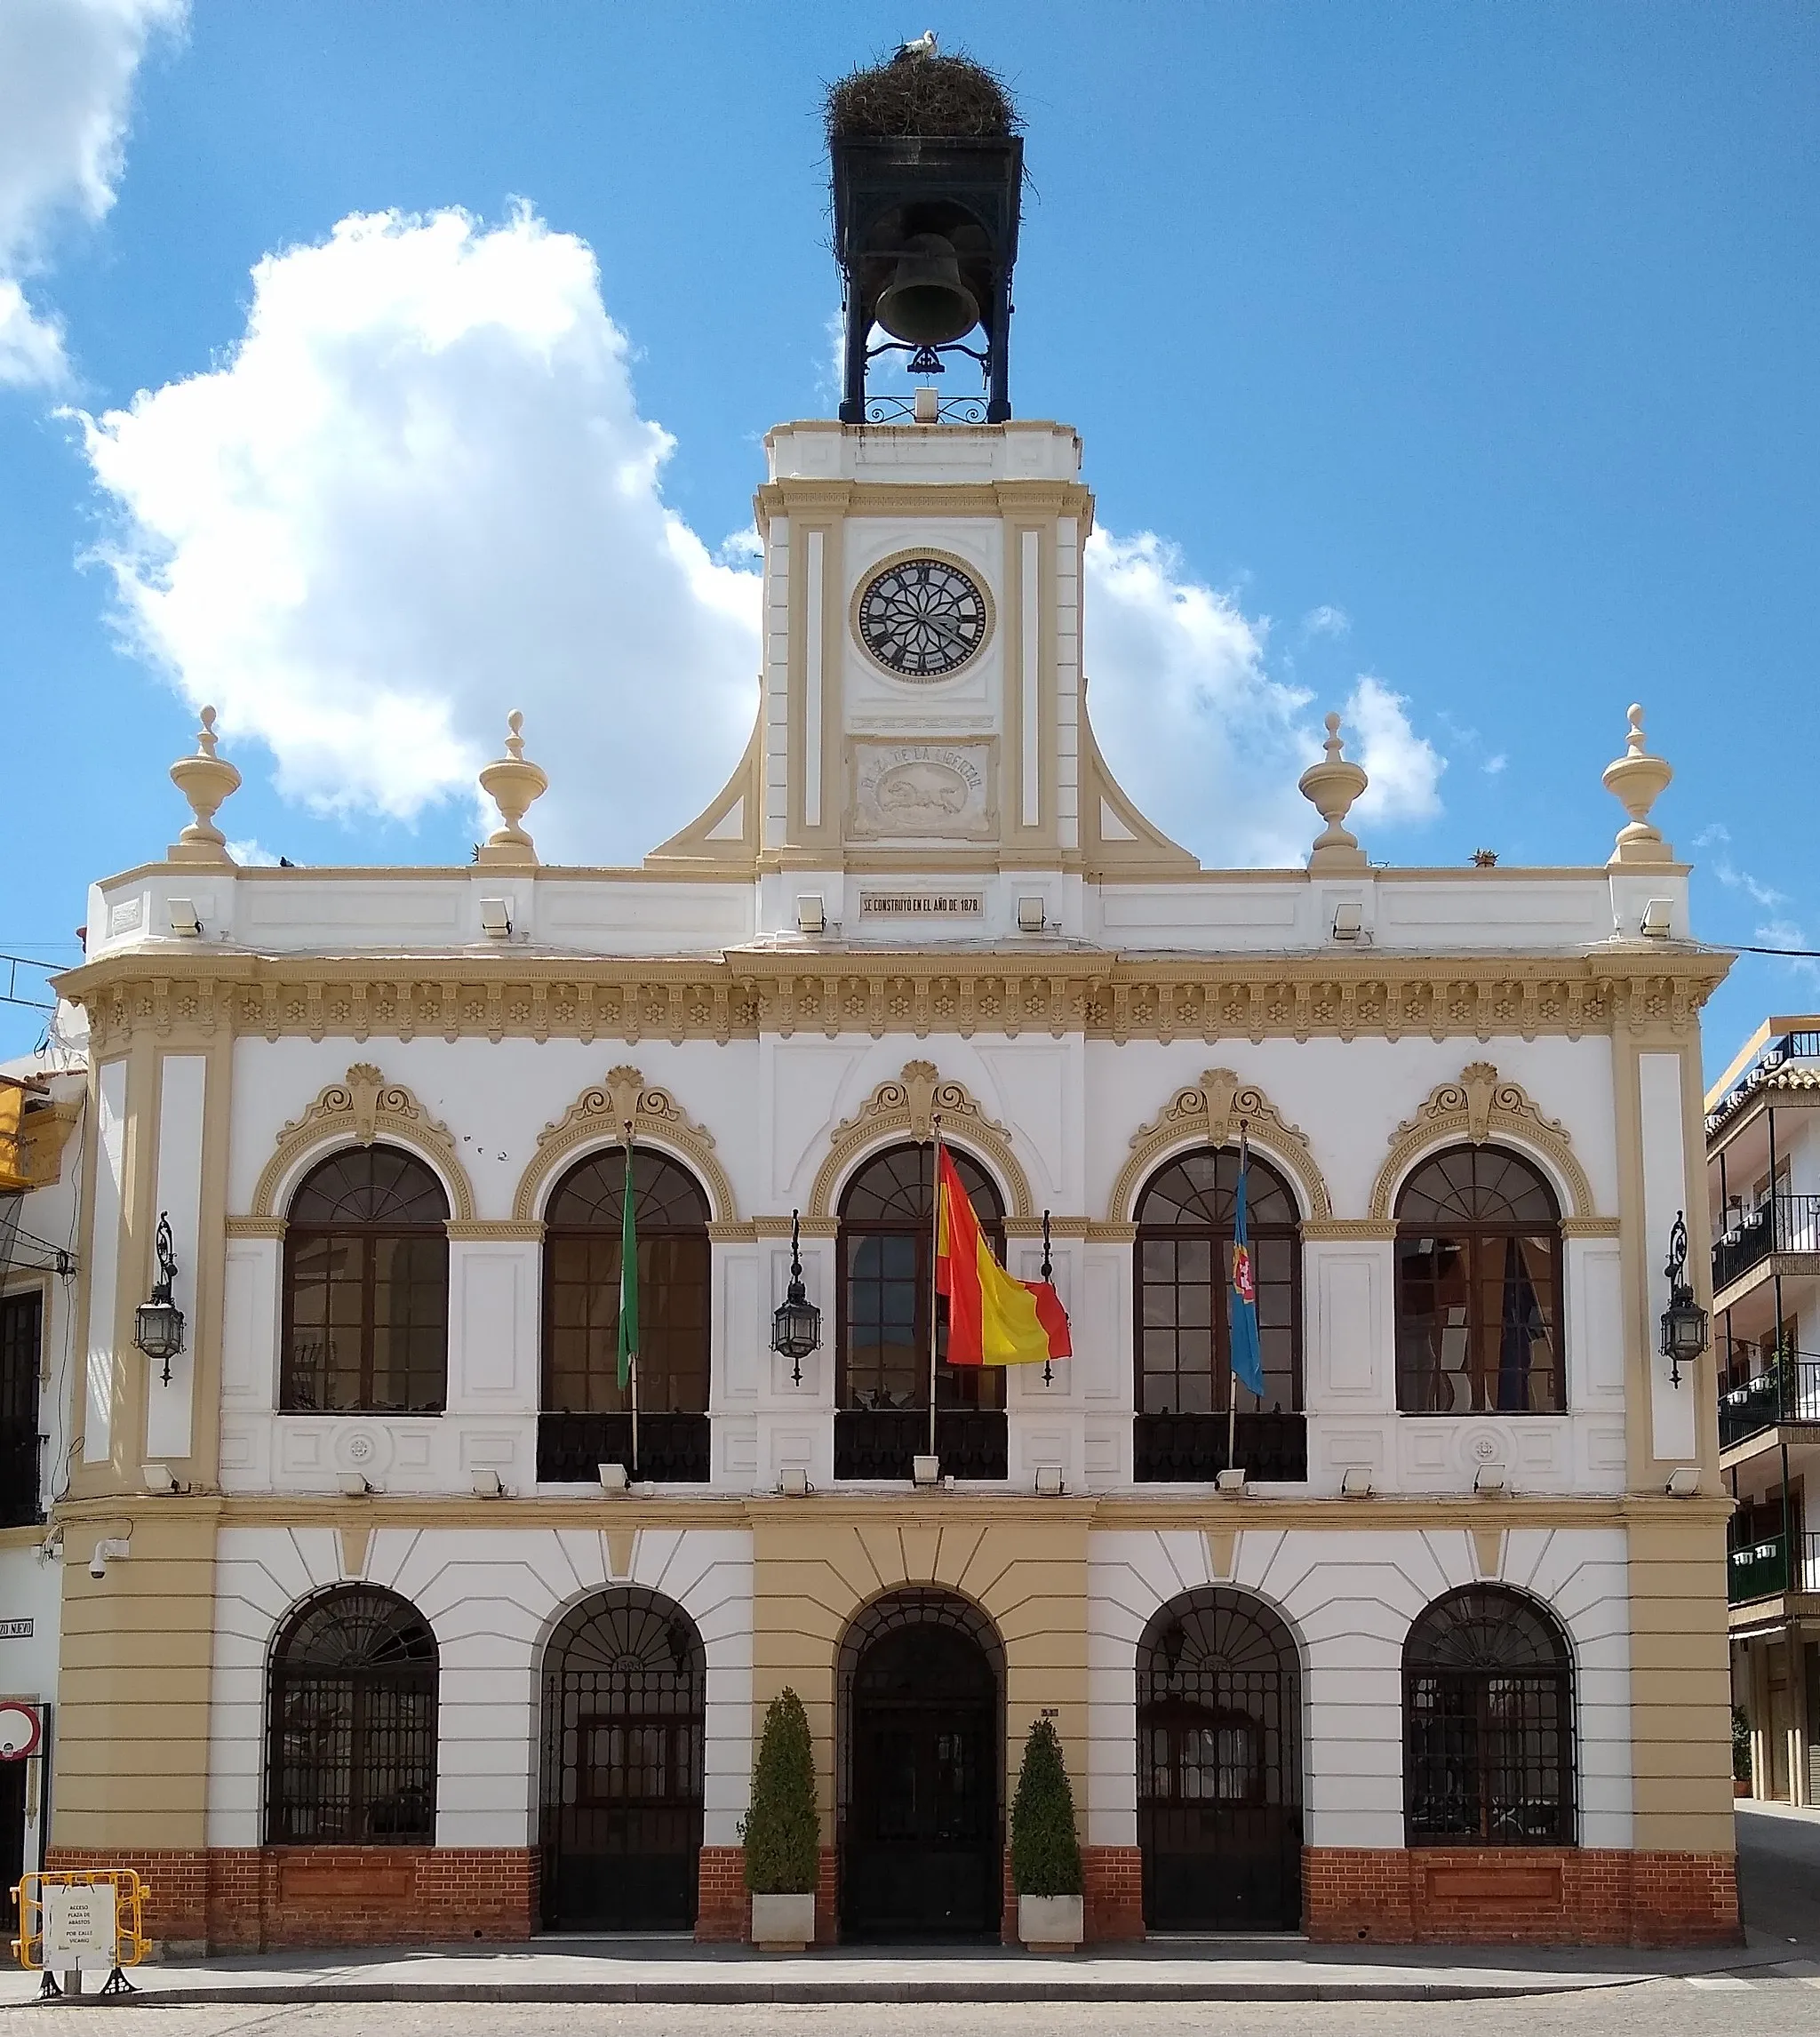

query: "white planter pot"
(1018, 1892), (1083, 1951)
(750, 1890), (816, 1951)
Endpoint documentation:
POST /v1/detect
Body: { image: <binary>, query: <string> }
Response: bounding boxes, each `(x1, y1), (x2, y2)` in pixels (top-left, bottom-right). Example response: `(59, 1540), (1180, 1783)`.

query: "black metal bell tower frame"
(832, 134), (1023, 425)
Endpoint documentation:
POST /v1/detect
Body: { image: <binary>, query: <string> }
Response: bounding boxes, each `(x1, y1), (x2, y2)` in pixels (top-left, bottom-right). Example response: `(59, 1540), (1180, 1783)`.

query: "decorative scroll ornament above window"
(513, 1064), (736, 1224)
(1368, 1060), (1597, 1222)
(1109, 1069), (1330, 1225)
(808, 1060), (1032, 1220)
(251, 1062), (473, 1221)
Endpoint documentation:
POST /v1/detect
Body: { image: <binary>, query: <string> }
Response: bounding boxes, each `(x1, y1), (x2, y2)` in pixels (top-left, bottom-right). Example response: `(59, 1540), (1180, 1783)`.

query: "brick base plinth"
(44, 1847), (538, 1953)
(1305, 1848), (1741, 1947)
(1083, 1846), (1145, 1941)
(695, 1847), (838, 1945)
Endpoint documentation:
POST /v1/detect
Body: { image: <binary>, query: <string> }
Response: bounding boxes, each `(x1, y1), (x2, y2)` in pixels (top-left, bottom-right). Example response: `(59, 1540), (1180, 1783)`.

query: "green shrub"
(742, 1688), (819, 1894)
(1733, 1705), (1752, 1785)
(1010, 1714), (1082, 1897)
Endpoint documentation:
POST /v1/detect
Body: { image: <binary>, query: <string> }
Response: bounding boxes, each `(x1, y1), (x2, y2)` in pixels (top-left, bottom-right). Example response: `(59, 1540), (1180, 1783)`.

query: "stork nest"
(825, 50), (1020, 142)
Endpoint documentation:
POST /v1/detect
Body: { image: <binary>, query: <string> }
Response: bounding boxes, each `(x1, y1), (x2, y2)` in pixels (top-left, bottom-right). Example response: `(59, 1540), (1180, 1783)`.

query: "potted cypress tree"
(742, 1687), (819, 1950)
(1010, 1714), (1084, 1951)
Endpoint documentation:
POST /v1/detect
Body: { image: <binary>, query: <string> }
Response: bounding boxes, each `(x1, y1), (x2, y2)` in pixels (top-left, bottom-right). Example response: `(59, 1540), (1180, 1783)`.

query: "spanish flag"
(935, 1146), (1073, 1367)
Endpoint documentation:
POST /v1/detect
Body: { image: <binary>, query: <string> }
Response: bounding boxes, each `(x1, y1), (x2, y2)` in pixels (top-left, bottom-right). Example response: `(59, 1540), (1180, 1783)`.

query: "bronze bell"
(874, 233), (979, 346)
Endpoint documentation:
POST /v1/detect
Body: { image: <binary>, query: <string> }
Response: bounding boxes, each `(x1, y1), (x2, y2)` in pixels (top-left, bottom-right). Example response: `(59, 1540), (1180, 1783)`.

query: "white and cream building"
(0, 415), (1740, 1951)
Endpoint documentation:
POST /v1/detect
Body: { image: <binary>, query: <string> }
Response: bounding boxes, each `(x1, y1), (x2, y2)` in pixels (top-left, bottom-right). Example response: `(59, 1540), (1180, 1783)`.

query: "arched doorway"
(839, 1590), (1003, 1939)
(538, 1589), (705, 1931)
(1138, 1589), (1303, 1930)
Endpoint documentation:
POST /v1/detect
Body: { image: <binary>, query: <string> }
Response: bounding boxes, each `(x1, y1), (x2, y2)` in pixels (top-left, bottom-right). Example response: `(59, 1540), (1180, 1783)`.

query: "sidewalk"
(4, 1935), (1813, 2008)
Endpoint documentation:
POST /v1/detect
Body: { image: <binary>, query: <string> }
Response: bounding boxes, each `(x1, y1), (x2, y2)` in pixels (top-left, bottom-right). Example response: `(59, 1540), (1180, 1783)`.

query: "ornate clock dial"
(857, 557), (989, 680)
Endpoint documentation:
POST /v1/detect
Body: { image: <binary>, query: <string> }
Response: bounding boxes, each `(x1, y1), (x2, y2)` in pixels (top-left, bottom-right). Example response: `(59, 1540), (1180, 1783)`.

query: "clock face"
(856, 557), (989, 681)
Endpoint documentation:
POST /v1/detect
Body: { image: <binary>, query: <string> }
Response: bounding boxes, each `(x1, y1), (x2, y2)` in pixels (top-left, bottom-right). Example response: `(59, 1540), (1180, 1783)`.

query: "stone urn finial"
(1600, 703), (1673, 867)
(477, 710), (548, 867)
(1297, 712), (1369, 872)
(167, 706), (242, 865)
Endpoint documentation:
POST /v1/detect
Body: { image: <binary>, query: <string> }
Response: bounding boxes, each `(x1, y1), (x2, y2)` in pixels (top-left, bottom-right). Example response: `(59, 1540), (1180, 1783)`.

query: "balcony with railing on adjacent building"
(1707, 1027), (1820, 1136)
(1728, 1530), (1820, 1606)
(1720, 1353), (1820, 1450)
(1712, 1194), (1820, 1297)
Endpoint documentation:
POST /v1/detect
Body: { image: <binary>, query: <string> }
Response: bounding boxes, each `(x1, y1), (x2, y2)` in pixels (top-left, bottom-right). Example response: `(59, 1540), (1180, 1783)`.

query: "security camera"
(89, 1550), (108, 1580)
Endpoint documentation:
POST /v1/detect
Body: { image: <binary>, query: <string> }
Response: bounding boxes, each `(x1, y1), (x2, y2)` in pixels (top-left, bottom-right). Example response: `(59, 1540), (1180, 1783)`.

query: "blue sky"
(1, 1), (1816, 1072)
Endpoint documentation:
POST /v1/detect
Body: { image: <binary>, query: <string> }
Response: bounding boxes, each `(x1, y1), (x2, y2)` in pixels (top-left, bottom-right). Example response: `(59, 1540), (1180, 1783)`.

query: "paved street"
(1, 1993), (1818, 2037)
(1739, 1801), (1820, 1949)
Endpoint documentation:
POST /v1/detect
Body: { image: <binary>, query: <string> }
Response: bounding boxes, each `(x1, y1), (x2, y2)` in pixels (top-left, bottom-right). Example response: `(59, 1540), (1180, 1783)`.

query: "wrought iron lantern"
(770, 1210), (821, 1385)
(133, 1211), (185, 1385)
(1658, 1210), (1709, 1388)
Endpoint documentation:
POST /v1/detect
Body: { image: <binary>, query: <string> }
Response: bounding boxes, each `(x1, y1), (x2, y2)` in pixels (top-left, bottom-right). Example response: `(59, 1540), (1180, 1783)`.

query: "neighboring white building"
(1707, 1017), (1820, 1804)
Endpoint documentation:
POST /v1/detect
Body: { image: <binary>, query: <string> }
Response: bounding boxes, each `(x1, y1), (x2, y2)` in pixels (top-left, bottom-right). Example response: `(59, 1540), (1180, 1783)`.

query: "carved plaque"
(849, 739), (996, 843)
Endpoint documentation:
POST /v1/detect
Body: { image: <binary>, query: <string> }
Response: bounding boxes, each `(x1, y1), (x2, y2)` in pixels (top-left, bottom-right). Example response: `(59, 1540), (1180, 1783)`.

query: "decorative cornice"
(1302, 1219), (1401, 1242)
(1367, 1060), (1599, 1222)
(807, 1060), (1034, 1220)
(58, 950), (1728, 1052)
(249, 1063), (475, 1222)
(445, 1220), (546, 1242)
(224, 1216), (287, 1240)
(1108, 1069), (1333, 1226)
(512, 1065), (738, 1224)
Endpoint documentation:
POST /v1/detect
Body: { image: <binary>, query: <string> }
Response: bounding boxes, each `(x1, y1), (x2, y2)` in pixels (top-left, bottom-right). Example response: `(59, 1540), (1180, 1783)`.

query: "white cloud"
(1714, 859), (1789, 911)
(1301, 603), (1350, 640)
(81, 204), (1446, 873)
(0, 0), (183, 387)
(225, 837), (281, 868)
(80, 205), (762, 861)
(1083, 533), (1445, 864)
(1482, 753), (1507, 777)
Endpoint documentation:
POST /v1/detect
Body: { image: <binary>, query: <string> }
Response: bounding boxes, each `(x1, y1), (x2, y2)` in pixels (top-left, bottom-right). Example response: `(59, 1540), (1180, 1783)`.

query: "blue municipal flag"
(1229, 1134), (1265, 1401)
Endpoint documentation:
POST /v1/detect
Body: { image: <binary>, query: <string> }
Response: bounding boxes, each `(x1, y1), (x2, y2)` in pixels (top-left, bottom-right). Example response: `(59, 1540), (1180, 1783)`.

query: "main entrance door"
(1138, 1589), (1303, 1931)
(841, 1591), (1002, 1939)
(539, 1589), (705, 1931)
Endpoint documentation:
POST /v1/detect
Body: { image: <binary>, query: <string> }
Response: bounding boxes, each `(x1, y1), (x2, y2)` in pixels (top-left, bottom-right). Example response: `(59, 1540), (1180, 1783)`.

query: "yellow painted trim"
(511, 1065), (738, 1224)
(1367, 1060), (1600, 1221)
(1108, 1069), (1333, 1225)
(248, 1064), (476, 1223)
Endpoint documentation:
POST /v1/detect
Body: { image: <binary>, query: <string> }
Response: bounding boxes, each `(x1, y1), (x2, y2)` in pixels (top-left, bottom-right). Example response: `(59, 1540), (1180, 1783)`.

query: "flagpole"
(930, 1113), (944, 1462)
(624, 1117), (639, 1481)
(1230, 1122), (1247, 1477)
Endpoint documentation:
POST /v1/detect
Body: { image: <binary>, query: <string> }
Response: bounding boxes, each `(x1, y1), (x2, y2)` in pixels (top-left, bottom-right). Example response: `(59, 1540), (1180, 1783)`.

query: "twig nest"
(826, 50), (1019, 140)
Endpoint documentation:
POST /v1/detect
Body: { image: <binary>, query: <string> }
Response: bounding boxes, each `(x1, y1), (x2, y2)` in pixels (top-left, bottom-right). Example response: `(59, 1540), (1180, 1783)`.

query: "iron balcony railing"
(1707, 1029), (1820, 1130)
(1719, 1356), (1820, 1447)
(1712, 1194), (1820, 1293)
(536, 1410), (710, 1484)
(1728, 1530), (1820, 1605)
(834, 1408), (1008, 1482)
(1134, 1410), (1308, 1484)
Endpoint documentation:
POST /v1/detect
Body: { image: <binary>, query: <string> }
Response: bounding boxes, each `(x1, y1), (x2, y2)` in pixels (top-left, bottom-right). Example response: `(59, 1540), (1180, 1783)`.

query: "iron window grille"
(1136, 1589), (1303, 1931)
(0, 1290), (43, 1530)
(1403, 1586), (1574, 1847)
(1394, 1146), (1565, 1416)
(281, 1146), (450, 1413)
(266, 1586), (438, 1846)
(538, 1589), (705, 1932)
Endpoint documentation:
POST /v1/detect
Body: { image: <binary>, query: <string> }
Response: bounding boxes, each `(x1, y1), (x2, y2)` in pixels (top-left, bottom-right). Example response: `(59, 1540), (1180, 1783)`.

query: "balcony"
(0, 1417), (39, 1529)
(1134, 1410), (1308, 1483)
(536, 1410), (709, 1483)
(1728, 1530), (1820, 1605)
(1720, 1356), (1820, 1448)
(1712, 1194), (1820, 1296)
(834, 1408), (1007, 1482)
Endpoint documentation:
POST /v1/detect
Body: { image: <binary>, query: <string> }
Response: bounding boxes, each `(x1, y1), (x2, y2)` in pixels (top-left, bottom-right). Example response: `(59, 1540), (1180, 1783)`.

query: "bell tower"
(827, 45), (1024, 425)
(647, 45), (1195, 926)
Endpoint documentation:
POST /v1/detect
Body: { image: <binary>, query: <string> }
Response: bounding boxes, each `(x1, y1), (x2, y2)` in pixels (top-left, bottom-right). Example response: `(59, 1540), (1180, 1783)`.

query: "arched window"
(835, 1145), (1008, 1481)
(1394, 1146), (1563, 1414)
(283, 1146), (449, 1412)
(266, 1586), (437, 1846)
(1135, 1148), (1301, 1418)
(838, 1143), (1006, 1415)
(1404, 1586), (1574, 1847)
(543, 1148), (711, 1418)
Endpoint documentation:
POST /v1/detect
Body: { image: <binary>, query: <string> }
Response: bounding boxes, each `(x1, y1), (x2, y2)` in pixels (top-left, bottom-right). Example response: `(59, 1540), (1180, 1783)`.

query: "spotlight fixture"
(1330, 902), (1364, 941)
(1017, 896), (1047, 933)
(1340, 1468), (1374, 1498)
(1034, 1465), (1064, 1497)
(795, 895), (826, 937)
(167, 899), (203, 938)
(1640, 899), (1674, 939)
(1473, 1466), (1509, 1495)
(338, 1474), (375, 1498)
(1665, 1466), (1701, 1498)
(912, 1454), (941, 1488)
(598, 1462), (629, 1495)
(1215, 1468), (1249, 1495)
(778, 1467), (812, 1498)
(478, 897), (513, 939)
(471, 1469), (505, 1498)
